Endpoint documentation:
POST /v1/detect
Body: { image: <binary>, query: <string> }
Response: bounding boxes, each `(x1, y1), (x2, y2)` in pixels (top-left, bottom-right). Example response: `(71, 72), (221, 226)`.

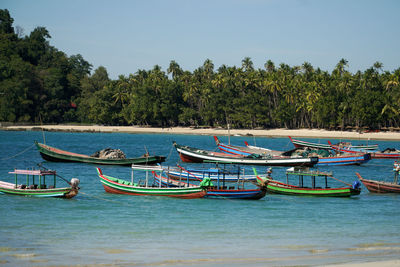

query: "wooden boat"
(164, 165), (258, 182)
(253, 168), (361, 197)
(35, 141), (166, 166)
(356, 163), (400, 193)
(328, 141), (400, 159)
(173, 142), (318, 167)
(0, 169), (79, 198)
(214, 136), (370, 166)
(156, 166), (266, 200)
(288, 136), (378, 150)
(97, 165), (206, 199)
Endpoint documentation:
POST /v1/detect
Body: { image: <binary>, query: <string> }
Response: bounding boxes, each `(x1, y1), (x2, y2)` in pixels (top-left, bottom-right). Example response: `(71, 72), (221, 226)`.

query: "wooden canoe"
(173, 142), (318, 167)
(356, 172), (400, 193)
(35, 141), (165, 166)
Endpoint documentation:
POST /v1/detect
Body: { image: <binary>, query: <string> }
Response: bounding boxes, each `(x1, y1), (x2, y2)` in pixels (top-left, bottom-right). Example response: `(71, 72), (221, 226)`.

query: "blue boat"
(155, 166), (267, 200)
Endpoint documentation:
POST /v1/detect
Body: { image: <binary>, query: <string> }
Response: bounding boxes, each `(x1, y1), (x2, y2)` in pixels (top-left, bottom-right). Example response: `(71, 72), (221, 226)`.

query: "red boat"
(328, 141), (400, 159)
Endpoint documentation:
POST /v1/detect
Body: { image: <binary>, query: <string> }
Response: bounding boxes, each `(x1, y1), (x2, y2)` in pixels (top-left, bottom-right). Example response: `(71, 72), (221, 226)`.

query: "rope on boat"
(37, 162), (72, 185)
(0, 143), (35, 160)
(165, 144), (174, 161)
(326, 174), (352, 187)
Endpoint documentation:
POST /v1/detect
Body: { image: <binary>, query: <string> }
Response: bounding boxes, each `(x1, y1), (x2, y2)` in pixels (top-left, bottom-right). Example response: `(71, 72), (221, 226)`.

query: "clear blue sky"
(3, 0), (400, 79)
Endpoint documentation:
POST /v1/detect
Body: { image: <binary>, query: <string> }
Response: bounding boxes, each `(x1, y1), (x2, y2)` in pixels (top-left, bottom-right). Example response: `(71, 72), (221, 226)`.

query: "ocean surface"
(0, 130), (399, 266)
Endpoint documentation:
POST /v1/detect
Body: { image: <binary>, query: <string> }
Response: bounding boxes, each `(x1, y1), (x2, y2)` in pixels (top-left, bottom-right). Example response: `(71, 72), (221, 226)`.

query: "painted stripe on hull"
(0, 188), (74, 198)
(176, 147), (316, 166)
(99, 177), (206, 199)
(265, 183), (360, 197)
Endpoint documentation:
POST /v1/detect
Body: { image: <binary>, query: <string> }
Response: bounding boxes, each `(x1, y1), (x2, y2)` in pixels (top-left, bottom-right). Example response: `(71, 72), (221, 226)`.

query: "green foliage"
(1, 9), (400, 130)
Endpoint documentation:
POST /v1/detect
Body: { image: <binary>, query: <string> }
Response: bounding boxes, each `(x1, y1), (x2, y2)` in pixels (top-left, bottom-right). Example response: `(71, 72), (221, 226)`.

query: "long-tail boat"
(288, 136), (378, 150)
(214, 136), (371, 166)
(356, 163), (400, 193)
(164, 165), (258, 182)
(253, 167), (361, 197)
(328, 141), (400, 159)
(156, 165), (266, 200)
(97, 165), (206, 199)
(35, 141), (165, 166)
(0, 168), (79, 198)
(173, 142), (318, 167)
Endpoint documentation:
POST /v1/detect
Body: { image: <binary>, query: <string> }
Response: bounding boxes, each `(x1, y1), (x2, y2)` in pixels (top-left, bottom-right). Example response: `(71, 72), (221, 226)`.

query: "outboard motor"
(70, 178), (80, 189)
(352, 180), (361, 189)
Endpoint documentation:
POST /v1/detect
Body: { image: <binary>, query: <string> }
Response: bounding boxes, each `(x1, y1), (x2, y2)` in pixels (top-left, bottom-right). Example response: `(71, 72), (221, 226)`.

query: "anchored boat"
(356, 162), (400, 193)
(97, 165), (206, 199)
(254, 167), (361, 197)
(214, 136), (370, 166)
(173, 142), (318, 167)
(0, 168), (79, 198)
(35, 141), (166, 166)
(157, 165), (266, 200)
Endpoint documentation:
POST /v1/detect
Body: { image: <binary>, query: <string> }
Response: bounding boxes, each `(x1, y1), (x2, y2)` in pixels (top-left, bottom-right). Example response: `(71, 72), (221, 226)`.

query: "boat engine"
(70, 178), (80, 189)
(352, 180), (361, 189)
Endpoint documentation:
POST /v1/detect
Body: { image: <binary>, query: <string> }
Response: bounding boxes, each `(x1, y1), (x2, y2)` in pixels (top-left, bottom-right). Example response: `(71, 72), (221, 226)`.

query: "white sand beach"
(3, 125), (400, 141)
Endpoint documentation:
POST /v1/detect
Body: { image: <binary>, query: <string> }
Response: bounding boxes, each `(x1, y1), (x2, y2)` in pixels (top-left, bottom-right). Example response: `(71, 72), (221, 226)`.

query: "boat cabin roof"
(286, 169), (332, 177)
(9, 169), (56, 176)
(131, 165), (163, 171)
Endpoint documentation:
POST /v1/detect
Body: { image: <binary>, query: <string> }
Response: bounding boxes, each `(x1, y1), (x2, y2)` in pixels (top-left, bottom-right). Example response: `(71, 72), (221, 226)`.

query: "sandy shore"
(2, 125), (400, 141)
(328, 260), (400, 267)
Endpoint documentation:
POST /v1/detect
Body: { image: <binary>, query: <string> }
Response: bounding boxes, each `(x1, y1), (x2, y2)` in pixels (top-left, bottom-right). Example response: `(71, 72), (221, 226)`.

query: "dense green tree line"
(1, 9), (399, 129)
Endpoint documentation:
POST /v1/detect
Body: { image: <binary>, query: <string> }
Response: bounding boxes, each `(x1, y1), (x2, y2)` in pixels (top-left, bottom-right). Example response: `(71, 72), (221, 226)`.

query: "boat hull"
(0, 186), (78, 198)
(174, 143), (318, 167)
(98, 172), (206, 199)
(205, 188), (266, 200)
(36, 141), (165, 166)
(265, 181), (360, 197)
(316, 153), (371, 166)
(155, 172), (266, 200)
(358, 177), (400, 193)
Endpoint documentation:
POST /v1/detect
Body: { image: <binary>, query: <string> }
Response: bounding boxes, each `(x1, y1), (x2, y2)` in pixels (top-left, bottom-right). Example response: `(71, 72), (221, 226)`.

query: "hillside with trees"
(1, 9), (399, 130)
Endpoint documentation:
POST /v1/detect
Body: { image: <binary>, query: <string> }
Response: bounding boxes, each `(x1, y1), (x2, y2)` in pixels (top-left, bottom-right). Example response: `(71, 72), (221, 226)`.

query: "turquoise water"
(0, 130), (400, 266)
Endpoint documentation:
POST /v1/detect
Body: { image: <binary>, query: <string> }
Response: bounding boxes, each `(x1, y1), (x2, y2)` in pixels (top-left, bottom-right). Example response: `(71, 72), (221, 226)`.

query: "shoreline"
(2, 125), (400, 141)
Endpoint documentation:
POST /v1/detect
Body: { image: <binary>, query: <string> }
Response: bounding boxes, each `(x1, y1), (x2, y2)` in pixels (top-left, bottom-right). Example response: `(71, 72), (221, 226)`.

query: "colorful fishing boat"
(0, 168), (79, 198)
(35, 141), (166, 166)
(164, 165), (258, 182)
(356, 162), (400, 193)
(156, 166), (266, 200)
(214, 136), (371, 166)
(288, 136), (378, 150)
(328, 141), (400, 159)
(97, 165), (206, 199)
(173, 142), (318, 167)
(253, 167), (361, 197)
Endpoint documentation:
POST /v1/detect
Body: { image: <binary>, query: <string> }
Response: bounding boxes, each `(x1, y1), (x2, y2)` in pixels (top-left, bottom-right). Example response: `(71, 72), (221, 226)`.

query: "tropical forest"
(1, 9), (400, 130)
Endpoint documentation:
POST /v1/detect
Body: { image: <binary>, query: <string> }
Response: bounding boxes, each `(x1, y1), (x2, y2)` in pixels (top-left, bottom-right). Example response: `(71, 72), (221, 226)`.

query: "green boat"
(35, 141), (165, 166)
(253, 168), (361, 197)
(0, 169), (79, 198)
(97, 165), (207, 199)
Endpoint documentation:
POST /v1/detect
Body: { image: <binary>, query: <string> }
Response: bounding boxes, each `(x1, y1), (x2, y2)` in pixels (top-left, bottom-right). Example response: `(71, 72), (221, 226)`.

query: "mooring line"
(0, 143), (35, 160)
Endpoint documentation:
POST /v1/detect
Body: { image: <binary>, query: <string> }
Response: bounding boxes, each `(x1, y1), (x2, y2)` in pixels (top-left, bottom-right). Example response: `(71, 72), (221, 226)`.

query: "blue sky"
(3, 0), (400, 79)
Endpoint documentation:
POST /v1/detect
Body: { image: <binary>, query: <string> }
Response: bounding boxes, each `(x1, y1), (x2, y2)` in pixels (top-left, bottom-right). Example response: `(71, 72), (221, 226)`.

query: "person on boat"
(266, 168), (273, 179)
(394, 161), (400, 173)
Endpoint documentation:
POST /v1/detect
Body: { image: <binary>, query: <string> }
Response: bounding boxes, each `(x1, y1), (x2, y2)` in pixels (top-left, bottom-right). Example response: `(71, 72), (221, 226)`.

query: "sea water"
(0, 130), (399, 266)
